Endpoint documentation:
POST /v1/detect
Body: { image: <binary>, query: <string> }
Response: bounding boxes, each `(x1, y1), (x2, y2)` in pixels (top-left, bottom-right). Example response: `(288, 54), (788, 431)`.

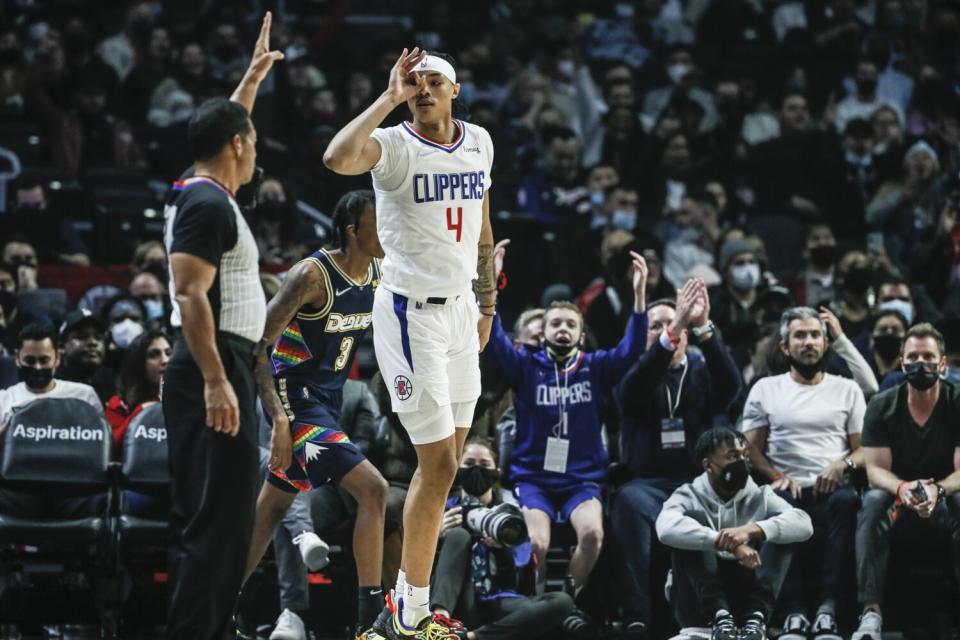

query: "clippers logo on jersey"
(412, 171), (486, 203)
(324, 312), (373, 333)
(272, 321), (313, 372)
(394, 375), (413, 401)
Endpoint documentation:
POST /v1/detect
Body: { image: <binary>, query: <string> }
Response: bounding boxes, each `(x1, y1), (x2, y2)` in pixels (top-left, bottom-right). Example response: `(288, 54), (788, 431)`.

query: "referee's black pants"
(162, 333), (260, 640)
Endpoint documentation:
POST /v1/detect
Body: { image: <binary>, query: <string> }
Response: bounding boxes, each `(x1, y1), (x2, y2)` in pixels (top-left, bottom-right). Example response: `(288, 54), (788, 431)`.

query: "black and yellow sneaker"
(384, 598), (458, 640)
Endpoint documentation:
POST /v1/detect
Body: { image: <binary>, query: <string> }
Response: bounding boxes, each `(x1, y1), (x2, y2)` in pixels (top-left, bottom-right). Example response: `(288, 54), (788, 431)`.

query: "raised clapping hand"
(688, 279), (710, 328)
(672, 278), (701, 330)
(387, 47), (428, 106)
(631, 251), (648, 311)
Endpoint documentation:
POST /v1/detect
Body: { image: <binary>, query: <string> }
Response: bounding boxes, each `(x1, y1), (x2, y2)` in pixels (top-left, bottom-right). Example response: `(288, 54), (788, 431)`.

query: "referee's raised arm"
(160, 12), (281, 640)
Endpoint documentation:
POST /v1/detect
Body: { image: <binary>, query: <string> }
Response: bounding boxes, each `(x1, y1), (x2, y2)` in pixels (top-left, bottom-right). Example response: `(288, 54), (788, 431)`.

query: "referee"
(161, 14), (282, 639)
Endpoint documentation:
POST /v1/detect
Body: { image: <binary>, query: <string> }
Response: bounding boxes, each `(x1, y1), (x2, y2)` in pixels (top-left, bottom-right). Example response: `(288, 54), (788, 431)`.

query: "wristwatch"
(935, 483), (947, 502)
(843, 457), (857, 472)
(691, 321), (716, 339)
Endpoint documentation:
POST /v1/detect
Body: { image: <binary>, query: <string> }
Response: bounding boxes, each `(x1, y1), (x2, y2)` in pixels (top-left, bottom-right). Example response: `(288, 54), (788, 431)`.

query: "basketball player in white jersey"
(324, 49), (496, 640)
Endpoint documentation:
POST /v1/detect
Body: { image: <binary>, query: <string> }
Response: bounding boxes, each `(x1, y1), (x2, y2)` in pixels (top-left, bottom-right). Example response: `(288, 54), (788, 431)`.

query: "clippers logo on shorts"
(394, 375), (413, 401)
(12, 423), (104, 442)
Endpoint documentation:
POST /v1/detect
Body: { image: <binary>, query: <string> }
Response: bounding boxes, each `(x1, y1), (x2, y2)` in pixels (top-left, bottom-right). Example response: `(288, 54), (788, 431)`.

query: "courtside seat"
(118, 403), (170, 547)
(0, 398), (112, 546)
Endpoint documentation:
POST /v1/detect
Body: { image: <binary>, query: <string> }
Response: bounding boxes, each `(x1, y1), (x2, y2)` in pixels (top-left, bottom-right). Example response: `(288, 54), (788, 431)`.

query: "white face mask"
(111, 318), (144, 349)
(730, 263), (761, 291)
(667, 62), (691, 85)
(610, 209), (636, 230)
(878, 298), (914, 325)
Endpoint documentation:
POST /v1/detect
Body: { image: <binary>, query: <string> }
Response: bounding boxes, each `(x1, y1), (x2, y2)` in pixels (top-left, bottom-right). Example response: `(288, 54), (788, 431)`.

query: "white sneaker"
(270, 608), (307, 640)
(293, 530), (329, 571)
(779, 613), (810, 640)
(812, 612), (843, 640)
(851, 610), (882, 640)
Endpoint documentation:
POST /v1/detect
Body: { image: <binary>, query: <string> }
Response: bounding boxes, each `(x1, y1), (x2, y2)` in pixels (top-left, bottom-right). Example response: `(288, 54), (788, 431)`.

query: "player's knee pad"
(451, 399), (477, 429)
(397, 392), (455, 445)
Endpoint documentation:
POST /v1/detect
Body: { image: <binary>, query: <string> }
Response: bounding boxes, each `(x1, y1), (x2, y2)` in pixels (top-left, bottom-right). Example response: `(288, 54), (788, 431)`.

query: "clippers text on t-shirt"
(536, 381), (593, 406)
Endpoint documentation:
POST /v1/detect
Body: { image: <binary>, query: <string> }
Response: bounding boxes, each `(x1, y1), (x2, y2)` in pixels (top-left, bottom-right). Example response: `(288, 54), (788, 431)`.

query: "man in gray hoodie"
(656, 427), (813, 640)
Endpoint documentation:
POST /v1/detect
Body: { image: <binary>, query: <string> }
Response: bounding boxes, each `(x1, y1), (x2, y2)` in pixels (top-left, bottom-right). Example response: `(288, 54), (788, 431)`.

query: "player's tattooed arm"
(254, 260), (328, 421)
(474, 192), (497, 312)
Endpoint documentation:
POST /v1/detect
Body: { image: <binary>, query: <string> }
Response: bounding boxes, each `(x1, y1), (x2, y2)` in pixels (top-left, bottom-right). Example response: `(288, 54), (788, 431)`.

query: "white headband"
(416, 55), (457, 85)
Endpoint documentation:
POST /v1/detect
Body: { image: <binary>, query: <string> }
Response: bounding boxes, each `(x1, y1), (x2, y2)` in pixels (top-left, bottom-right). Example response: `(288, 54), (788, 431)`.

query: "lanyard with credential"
(664, 361), (688, 419)
(551, 361), (570, 438)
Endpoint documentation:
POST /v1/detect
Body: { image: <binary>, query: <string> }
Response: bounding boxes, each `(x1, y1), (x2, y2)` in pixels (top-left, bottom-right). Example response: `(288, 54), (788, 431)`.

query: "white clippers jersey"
(370, 120), (494, 300)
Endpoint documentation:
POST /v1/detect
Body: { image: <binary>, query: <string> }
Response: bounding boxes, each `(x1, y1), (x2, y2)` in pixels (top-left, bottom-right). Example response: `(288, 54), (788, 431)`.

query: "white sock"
(395, 569), (406, 600)
(401, 583), (430, 629)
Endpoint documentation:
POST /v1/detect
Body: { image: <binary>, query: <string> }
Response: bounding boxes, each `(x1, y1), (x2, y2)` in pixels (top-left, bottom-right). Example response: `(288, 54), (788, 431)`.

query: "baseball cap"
(59, 308), (107, 342)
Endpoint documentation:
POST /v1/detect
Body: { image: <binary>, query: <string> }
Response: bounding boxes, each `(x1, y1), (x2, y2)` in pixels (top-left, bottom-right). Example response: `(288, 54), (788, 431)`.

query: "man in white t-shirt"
(0, 323), (102, 431)
(741, 307), (865, 640)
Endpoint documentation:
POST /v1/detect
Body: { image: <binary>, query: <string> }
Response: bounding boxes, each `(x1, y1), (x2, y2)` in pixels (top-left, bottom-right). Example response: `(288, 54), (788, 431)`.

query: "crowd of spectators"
(1, 0), (960, 638)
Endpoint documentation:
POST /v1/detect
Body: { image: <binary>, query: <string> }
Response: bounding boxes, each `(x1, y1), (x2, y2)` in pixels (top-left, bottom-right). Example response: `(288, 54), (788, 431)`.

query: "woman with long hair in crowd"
(104, 328), (171, 447)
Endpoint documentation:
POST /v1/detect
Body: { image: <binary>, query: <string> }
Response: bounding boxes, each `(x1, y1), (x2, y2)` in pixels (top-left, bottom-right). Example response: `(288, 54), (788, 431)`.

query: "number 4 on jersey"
(446, 207), (462, 242)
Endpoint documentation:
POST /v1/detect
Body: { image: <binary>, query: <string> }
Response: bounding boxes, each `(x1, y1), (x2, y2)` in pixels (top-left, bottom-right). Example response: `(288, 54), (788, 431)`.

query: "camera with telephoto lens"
(461, 495), (529, 548)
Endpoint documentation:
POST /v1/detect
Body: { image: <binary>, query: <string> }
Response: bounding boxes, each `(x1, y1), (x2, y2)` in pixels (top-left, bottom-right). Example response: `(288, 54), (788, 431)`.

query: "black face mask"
(904, 361), (940, 391)
(873, 334), (903, 361)
(788, 353), (828, 380)
(18, 365), (54, 390)
(257, 200), (287, 222)
(545, 339), (579, 363)
(457, 466), (499, 497)
(715, 458), (750, 493)
(809, 244), (837, 269)
(0, 290), (16, 318)
(856, 79), (878, 95)
(843, 267), (874, 296)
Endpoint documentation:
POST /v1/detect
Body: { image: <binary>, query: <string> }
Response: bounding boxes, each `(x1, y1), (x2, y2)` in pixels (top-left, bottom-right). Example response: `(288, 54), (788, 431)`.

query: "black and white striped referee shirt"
(163, 174), (266, 343)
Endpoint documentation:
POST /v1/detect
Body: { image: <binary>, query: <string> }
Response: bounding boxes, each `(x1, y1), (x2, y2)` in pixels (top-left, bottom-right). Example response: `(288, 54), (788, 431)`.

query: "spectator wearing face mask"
(611, 279), (741, 638)
(835, 59), (886, 134)
(854, 323), (960, 640)
(56, 309), (116, 404)
(486, 246), (649, 632)
(867, 310), (909, 385)
(2, 174), (90, 266)
(101, 295), (146, 373)
(741, 307), (867, 639)
(131, 240), (168, 282)
(129, 271), (167, 328)
(0, 263), (51, 356)
(656, 427), (813, 640)
(640, 45), (716, 135)
(789, 223), (839, 308)
(0, 323), (102, 431)
(709, 239), (765, 367)
(2, 237), (40, 295)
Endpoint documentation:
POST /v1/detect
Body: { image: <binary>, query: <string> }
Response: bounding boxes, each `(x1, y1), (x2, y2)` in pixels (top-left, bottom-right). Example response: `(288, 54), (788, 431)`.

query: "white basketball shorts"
(373, 285), (482, 417)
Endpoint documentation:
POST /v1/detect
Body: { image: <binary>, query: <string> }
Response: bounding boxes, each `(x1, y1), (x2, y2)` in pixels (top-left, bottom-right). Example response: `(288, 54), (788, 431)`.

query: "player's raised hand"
(387, 47), (428, 106)
(245, 12), (284, 84)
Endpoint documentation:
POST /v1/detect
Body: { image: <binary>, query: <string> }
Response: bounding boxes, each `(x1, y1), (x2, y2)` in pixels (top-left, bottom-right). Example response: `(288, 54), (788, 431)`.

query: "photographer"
(430, 439), (574, 640)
